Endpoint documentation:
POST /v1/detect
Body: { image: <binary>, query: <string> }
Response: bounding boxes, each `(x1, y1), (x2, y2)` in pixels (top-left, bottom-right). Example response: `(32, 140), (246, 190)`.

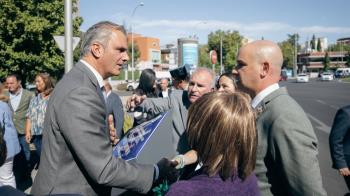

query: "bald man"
(233, 40), (326, 195)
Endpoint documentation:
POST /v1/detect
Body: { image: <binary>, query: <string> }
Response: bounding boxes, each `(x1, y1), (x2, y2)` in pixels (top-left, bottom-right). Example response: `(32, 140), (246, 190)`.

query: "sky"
(80, 0), (350, 46)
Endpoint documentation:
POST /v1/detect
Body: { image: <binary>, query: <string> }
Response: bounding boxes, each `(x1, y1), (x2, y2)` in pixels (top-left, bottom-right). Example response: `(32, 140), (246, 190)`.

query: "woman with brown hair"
(167, 91), (259, 195)
(25, 73), (54, 161)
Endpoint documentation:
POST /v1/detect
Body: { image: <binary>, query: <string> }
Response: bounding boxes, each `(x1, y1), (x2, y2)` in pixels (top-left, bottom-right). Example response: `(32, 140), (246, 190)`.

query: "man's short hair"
(6, 73), (21, 82)
(191, 67), (216, 88)
(80, 21), (126, 57)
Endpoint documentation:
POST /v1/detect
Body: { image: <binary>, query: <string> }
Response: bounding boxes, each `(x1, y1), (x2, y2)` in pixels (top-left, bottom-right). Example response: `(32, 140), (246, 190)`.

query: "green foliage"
(0, 0), (82, 84)
(279, 34), (299, 69)
(310, 34), (316, 50)
(323, 52), (330, 71)
(208, 30), (243, 73)
(198, 44), (211, 68)
(346, 51), (350, 67)
(328, 43), (350, 52)
(317, 38), (322, 52)
(128, 43), (140, 64)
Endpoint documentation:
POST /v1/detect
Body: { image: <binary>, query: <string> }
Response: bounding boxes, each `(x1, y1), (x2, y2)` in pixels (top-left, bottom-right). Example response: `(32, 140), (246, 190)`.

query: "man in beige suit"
(31, 21), (178, 196)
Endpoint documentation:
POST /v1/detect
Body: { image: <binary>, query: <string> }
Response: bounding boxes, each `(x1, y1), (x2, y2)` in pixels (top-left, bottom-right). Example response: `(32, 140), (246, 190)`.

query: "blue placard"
(113, 112), (168, 161)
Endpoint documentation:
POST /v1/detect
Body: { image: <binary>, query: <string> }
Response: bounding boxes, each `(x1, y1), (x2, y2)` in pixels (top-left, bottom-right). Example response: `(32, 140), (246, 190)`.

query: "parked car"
(320, 72), (334, 81)
(126, 81), (139, 91)
(335, 68), (350, 78)
(296, 73), (309, 83)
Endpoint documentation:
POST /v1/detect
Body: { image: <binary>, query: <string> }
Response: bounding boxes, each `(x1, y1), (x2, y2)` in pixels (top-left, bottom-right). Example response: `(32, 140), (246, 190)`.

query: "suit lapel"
(256, 87), (288, 119)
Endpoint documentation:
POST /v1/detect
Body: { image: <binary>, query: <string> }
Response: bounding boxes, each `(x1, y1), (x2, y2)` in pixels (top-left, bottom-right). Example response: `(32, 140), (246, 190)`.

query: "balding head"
(233, 40), (284, 96)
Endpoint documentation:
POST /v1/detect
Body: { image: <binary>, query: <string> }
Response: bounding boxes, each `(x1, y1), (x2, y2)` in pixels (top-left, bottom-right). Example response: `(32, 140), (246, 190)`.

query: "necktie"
(101, 86), (107, 103)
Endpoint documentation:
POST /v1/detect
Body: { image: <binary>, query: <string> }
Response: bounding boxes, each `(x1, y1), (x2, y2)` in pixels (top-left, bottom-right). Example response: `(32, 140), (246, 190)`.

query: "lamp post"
(193, 21), (207, 39)
(131, 2), (144, 82)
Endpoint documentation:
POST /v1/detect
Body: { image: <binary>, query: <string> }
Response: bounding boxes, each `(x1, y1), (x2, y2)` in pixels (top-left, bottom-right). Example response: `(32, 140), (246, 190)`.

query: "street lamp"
(193, 21), (207, 39)
(131, 2), (144, 82)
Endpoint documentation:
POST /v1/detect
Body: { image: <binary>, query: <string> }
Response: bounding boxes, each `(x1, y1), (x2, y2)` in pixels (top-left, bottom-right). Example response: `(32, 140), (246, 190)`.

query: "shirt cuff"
(153, 164), (159, 182)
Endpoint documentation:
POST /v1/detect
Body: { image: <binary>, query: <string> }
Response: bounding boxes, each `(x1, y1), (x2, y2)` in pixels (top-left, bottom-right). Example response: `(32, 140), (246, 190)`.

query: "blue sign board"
(113, 112), (168, 161)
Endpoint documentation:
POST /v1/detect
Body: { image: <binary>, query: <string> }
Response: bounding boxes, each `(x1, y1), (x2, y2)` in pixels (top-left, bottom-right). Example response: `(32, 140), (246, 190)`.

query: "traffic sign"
(54, 35), (80, 52)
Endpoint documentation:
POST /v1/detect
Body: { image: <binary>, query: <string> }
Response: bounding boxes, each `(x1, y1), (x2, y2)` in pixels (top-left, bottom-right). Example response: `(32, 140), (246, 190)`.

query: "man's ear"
(91, 43), (104, 58)
(260, 61), (269, 78)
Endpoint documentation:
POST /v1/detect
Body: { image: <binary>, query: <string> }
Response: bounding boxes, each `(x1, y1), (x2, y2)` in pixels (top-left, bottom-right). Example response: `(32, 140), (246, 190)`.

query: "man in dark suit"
(31, 21), (178, 196)
(159, 78), (171, 98)
(329, 105), (350, 190)
(104, 80), (124, 139)
(233, 40), (326, 195)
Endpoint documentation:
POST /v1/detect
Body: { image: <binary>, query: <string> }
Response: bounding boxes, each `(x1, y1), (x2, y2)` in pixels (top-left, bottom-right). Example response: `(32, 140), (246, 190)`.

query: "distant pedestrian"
(0, 82), (21, 188)
(329, 105), (350, 191)
(25, 73), (54, 163)
(216, 72), (236, 93)
(5, 74), (34, 180)
(159, 78), (171, 98)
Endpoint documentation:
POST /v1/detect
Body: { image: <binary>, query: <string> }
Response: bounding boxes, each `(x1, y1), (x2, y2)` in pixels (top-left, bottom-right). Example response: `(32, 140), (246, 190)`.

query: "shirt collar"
(251, 83), (279, 109)
(10, 87), (23, 97)
(80, 60), (105, 88)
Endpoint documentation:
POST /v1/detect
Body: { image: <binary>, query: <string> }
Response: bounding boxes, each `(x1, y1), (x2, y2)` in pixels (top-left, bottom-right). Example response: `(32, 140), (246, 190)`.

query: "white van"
(335, 68), (350, 78)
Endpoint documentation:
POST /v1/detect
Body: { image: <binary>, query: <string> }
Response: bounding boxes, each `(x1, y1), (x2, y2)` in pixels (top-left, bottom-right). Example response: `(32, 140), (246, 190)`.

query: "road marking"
(316, 99), (339, 110)
(307, 113), (331, 134)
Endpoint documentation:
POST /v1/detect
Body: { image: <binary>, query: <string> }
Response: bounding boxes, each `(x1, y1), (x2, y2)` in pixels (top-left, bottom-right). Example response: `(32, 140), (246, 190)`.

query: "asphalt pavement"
(282, 78), (350, 195)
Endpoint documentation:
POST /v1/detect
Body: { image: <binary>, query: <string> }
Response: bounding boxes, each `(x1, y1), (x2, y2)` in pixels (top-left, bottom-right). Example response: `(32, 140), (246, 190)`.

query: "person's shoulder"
(166, 180), (198, 196)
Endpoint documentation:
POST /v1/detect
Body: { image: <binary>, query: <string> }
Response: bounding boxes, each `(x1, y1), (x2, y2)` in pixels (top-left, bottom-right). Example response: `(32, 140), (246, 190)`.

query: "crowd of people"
(0, 20), (348, 196)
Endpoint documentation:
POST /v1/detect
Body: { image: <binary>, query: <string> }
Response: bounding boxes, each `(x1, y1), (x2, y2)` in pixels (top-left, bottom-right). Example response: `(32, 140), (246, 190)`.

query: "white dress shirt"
(251, 83), (280, 109)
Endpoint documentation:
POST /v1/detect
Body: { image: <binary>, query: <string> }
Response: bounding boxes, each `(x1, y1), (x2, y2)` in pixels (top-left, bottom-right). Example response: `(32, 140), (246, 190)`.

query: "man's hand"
(339, 168), (350, 176)
(25, 133), (31, 144)
(108, 114), (119, 146)
(155, 158), (180, 185)
(126, 94), (147, 111)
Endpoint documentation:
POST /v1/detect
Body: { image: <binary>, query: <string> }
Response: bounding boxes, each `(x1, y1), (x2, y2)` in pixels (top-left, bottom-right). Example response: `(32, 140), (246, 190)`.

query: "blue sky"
(80, 0), (350, 46)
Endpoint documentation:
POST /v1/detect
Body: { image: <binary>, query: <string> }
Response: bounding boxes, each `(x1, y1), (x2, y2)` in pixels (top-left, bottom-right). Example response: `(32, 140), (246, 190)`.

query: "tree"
(198, 44), (211, 68)
(310, 34), (316, 50)
(207, 30), (243, 73)
(317, 38), (322, 51)
(127, 43), (140, 64)
(346, 51), (350, 67)
(279, 34), (299, 69)
(0, 0), (82, 85)
(323, 52), (330, 71)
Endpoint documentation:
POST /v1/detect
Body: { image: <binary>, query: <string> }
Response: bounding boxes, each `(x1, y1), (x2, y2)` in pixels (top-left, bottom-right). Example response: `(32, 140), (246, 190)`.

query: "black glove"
(155, 158), (180, 185)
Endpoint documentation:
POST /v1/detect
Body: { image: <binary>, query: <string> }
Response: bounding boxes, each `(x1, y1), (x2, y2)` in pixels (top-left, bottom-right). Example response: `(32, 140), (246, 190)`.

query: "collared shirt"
(26, 94), (49, 135)
(251, 83), (279, 109)
(80, 59), (105, 89)
(161, 89), (169, 98)
(9, 88), (23, 111)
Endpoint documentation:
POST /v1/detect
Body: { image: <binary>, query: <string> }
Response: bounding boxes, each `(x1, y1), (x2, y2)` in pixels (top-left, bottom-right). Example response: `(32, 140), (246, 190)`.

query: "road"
(281, 78), (350, 195)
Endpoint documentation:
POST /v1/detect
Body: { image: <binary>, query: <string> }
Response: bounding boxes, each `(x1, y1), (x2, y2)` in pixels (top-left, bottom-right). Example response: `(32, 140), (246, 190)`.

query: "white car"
(126, 81), (139, 91)
(296, 74), (309, 83)
(320, 72), (334, 81)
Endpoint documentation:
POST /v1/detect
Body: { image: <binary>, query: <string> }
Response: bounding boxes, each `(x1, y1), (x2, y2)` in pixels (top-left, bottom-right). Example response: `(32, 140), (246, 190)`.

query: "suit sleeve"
(329, 108), (350, 169)
(270, 112), (326, 196)
(57, 87), (154, 193)
(139, 96), (172, 115)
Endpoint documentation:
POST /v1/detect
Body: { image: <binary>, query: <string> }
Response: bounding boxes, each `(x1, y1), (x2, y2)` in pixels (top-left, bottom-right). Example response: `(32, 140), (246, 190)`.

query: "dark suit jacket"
(6, 89), (33, 134)
(159, 88), (172, 98)
(106, 91), (124, 138)
(329, 105), (350, 169)
(255, 87), (326, 196)
(31, 62), (154, 196)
